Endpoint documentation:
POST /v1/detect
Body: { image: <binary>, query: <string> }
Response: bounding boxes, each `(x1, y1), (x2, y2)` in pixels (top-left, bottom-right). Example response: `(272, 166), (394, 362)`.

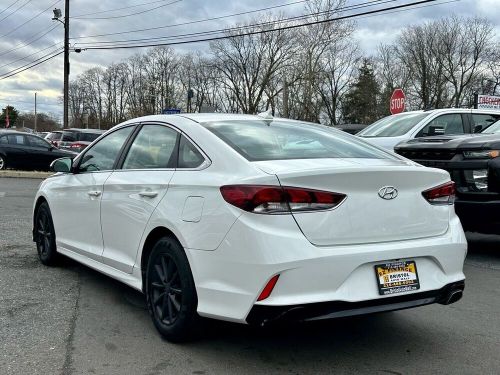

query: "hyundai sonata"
(33, 113), (467, 341)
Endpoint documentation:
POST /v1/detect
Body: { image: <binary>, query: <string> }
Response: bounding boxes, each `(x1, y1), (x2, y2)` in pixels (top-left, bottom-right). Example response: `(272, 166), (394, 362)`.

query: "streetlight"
(52, 2), (69, 129)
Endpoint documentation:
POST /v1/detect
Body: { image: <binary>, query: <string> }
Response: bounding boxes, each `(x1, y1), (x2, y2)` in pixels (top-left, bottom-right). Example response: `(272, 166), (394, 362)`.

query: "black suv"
(395, 116), (500, 234)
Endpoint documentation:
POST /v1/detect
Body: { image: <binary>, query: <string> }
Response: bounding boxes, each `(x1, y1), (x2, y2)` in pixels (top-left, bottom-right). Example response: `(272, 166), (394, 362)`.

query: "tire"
(34, 202), (59, 266)
(145, 236), (200, 342)
(0, 154), (6, 170)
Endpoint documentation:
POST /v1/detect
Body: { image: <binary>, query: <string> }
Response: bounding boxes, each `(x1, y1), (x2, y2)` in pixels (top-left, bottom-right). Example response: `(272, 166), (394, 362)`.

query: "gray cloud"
(0, 0), (498, 122)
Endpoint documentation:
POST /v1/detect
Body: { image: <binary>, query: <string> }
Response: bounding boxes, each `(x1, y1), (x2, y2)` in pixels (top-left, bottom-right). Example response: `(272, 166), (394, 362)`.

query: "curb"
(0, 170), (53, 179)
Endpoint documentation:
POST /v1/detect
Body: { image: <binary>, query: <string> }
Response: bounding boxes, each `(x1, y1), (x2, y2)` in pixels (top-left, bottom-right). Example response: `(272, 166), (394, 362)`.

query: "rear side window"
(178, 136), (205, 168)
(0, 136), (7, 144)
(79, 126), (134, 172)
(7, 134), (26, 145)
(123, 125), (178, 170)
(203, 120), (393, 161)
(472, 114), (500, 133)
(417, 114), (465, 137)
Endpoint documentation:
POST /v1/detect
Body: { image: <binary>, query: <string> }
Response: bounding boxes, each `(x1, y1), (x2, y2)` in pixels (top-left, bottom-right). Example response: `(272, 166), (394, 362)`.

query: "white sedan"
(33, 113), (467, 341)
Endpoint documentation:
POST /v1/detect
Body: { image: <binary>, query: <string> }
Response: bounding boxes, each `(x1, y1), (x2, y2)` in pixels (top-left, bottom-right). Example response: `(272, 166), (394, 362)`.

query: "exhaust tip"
(443, 289), (463, 305)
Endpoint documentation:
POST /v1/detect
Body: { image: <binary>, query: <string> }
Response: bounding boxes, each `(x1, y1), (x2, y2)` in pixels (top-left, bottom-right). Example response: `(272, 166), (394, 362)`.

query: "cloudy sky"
(0, 0), (498, 123)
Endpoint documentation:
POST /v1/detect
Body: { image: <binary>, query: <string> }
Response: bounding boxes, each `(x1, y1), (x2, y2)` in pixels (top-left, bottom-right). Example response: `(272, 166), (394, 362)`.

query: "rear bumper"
(186, 213), (467, 324)
(455, 198), (500, 234)
(246, 280), (465, 325)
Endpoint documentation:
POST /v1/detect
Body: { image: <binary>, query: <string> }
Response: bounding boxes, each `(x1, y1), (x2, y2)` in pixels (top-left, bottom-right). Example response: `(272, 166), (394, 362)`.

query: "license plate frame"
(374, 260), (420, 296)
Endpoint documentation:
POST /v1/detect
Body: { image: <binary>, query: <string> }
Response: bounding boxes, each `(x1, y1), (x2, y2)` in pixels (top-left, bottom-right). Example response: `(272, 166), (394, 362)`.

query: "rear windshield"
(358, 112), (430, 137)
(61, 131), (76, 142)
(79, 132), (101, 142)
(482, 120), (500, 134)
(202, 120), (393, 161)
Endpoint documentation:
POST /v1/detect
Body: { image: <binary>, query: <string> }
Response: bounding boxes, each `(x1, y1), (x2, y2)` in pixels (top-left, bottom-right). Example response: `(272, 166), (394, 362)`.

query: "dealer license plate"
(374, 260), (420, 296)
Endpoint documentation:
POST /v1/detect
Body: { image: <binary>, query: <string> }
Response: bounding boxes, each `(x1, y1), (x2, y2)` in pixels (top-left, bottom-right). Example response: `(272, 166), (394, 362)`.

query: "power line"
(0, 0), (61, 39)
(71, 0), (182, 20)
(0, 41), (63, 71)
(0, 24), (61, 59)
(71, 0), (180, 18)
(70, 0), (311, 39)
(0, 0), (32, 24)
(80, 0), (445, 51)
(75, 0), (396, 46)
(0, 49), (63, 80)
(0, 0), (23, 17)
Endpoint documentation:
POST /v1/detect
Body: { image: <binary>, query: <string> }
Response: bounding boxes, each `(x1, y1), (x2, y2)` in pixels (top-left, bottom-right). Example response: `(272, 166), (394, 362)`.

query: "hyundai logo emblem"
(378, 186), (398, 200)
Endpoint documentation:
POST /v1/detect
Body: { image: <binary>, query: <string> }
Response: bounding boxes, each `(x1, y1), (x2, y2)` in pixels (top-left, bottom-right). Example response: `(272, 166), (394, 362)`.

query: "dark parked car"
(58, 128), (105, 153)
(333, 123), (369, 135)
(0, 130), (76, 171)
(395, 119), (500, 234)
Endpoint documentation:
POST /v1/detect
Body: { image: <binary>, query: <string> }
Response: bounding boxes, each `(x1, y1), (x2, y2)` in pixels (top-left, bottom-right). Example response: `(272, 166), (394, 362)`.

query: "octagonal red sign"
(390, 89), (406, 115)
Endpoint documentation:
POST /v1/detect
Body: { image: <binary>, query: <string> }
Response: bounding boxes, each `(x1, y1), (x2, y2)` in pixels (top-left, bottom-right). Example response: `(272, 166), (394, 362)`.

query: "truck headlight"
(464, 169), (488, 191)
(463, 150), (500, 159)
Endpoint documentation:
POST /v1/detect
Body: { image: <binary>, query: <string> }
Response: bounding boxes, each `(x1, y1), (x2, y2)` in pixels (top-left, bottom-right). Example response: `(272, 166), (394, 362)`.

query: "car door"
(49, 125), (135, 261)
(414, 113), (467, 137)
(100, 123), (179, 273)
(25, 135), (55, 170)
(5, 134), (30, 168)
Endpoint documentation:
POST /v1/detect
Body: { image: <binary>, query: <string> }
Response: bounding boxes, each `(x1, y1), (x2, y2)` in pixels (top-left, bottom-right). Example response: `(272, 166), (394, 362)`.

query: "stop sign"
(390, 89), (406, 115)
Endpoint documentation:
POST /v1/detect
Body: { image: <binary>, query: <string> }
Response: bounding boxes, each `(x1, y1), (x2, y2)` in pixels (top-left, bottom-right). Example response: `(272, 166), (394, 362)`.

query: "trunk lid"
(254, 158), (451, 246)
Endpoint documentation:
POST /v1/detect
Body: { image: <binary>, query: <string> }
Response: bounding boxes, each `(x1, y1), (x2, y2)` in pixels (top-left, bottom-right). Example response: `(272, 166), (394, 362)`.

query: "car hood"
(395, 133), (500, 151)
(54, 148), (78, 157)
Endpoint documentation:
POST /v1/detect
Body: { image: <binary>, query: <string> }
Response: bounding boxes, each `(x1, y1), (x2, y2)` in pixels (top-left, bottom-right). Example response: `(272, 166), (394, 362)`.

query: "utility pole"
(52, 3), (69, 128)
(63, 0), (69, 129)
(34, 92), (37, 132)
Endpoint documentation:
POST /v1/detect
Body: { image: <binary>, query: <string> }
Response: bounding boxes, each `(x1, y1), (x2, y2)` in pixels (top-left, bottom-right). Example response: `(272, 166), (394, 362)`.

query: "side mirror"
(50, 157), (72, 173)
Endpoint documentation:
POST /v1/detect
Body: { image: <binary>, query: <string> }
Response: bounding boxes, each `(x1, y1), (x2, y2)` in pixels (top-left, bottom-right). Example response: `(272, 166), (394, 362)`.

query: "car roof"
(64, 128), (105, 133)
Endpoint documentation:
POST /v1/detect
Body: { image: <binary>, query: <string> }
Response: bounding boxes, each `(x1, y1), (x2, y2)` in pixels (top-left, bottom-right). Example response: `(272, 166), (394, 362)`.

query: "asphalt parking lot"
(0, 177), (499, 375)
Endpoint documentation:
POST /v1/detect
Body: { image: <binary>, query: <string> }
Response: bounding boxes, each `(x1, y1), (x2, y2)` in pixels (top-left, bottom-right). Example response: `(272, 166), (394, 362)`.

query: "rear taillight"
(220, 185), (346, 214)
(70, 143), (84, 149)
(422, 181), (455, 205)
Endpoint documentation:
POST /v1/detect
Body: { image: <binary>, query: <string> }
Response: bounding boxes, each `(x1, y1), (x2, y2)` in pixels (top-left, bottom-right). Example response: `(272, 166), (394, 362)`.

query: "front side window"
(178, 136), (205, 168)
(79, 126), (133, 172)
(482, 120), (500, 134)
(473, 114), (500, 133)
(417, 114), (465, 137)
(358, 112), (430, 137)
(122, 125), (178, 170)
(7, 134), (26, 145)
(203, 120), (393, 161)
(28, 135), (51, 148)
(0, 136), (7, 144)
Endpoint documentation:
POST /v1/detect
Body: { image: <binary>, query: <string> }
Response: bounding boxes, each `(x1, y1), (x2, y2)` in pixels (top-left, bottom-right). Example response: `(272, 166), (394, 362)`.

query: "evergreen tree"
(342, 59), (382, 124)
(0, 106), (19, 128)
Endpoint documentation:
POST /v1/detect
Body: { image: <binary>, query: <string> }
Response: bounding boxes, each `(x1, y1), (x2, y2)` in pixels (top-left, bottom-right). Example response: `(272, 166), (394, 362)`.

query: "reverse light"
(257, 274), (280, 301)
(422, 181), (455, 205)
(220, 185), (346, 214)
(463, 150), (500, 159)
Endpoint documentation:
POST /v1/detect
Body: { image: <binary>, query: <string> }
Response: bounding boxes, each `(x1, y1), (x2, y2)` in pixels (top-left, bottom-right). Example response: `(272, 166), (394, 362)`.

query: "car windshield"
(202, 120), (394, 161)
(481, 120), (500, 134)
(358, 112), (430, 137)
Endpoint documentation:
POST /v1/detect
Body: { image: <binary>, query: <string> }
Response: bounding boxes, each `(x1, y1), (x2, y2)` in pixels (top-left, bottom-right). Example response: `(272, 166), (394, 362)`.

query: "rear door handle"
(139, 191), (158, 198)
(87, 191), (102, 197)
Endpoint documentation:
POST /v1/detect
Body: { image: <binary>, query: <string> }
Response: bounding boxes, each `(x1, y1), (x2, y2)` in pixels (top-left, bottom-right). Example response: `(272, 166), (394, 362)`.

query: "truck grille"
(398, 150), (456, 161)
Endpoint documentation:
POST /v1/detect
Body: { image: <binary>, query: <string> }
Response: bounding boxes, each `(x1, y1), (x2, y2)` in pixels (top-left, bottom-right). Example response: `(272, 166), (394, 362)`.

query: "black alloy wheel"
(35, 202), (59, 266)
(0, 155), (6, 170)
(146, 237), (200, 342)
